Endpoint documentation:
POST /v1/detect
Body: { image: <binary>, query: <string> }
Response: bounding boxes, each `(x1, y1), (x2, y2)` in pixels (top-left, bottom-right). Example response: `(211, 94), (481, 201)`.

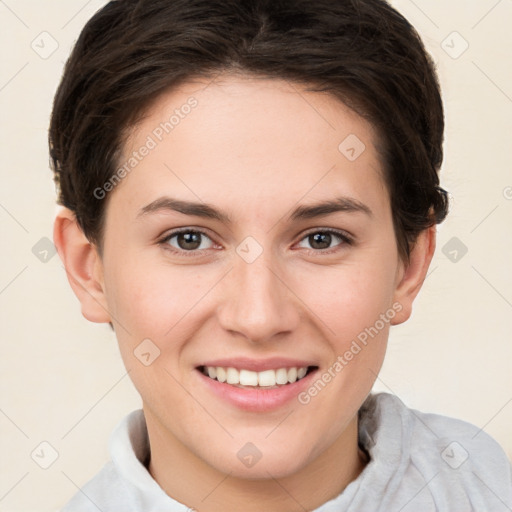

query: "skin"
(54, 74), (435, 511)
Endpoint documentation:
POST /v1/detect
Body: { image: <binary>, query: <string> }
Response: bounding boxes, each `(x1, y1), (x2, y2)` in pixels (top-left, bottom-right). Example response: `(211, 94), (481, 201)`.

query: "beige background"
(1, 0), (511, 510)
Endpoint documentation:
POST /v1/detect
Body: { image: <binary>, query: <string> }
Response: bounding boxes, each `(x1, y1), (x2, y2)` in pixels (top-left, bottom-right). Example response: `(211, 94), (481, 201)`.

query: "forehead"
(113, 74), (389, 220)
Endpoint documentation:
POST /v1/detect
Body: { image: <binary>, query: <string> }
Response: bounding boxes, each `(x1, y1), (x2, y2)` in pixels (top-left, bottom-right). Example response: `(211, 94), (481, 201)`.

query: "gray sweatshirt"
(60, 392), (512, 511)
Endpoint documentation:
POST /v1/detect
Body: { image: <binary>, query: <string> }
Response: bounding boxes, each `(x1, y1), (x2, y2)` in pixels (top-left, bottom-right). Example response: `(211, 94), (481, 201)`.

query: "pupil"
(178, 232), (201, 250)
(310, 232), (331, 249)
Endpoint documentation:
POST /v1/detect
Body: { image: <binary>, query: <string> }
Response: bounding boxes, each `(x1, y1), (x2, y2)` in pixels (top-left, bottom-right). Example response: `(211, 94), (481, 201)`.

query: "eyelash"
(158, 227), (353, 257)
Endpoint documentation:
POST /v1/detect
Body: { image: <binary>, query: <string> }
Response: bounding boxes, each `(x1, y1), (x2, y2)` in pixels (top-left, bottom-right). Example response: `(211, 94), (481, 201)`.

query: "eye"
(296, 229), (352, 252)
(161, 229), (215, 252)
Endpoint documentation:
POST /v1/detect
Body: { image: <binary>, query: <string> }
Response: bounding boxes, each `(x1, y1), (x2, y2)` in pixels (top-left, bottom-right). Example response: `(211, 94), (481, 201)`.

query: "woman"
(50, 0), (512, 510)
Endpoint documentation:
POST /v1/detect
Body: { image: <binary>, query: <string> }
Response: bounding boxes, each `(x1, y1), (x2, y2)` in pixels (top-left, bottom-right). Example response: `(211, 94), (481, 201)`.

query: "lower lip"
(195, 368), (318, 412)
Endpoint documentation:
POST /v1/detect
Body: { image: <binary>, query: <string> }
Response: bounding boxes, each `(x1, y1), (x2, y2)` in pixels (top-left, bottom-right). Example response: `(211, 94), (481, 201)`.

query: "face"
(84, 75), (414, 479)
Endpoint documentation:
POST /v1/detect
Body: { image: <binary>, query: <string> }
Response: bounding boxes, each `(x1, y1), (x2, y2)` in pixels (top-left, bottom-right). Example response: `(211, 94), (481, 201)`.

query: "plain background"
(0, 0), (511, 510)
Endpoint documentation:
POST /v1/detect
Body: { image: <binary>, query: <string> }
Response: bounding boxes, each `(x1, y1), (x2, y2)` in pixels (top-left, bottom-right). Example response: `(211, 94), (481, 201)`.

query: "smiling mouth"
(197, 365), (318, 389)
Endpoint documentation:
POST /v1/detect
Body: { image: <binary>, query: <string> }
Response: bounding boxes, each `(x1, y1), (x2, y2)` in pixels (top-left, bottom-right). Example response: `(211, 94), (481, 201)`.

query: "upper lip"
(197, 357), (317, 372)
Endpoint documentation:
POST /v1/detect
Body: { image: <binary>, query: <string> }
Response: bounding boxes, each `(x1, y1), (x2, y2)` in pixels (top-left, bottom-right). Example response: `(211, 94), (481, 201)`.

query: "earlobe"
(391, 226), (436, 325)
(53, 207), (112, 324)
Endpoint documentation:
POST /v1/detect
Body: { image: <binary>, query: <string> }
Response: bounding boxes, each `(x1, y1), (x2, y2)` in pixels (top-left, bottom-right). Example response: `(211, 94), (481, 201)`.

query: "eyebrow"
(137, 195), (372, 223)
(289, 197), (372, 220)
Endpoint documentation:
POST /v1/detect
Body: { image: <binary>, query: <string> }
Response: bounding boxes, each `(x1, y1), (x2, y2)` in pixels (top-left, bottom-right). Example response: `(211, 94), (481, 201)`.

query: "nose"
(217, 251), (301, 344)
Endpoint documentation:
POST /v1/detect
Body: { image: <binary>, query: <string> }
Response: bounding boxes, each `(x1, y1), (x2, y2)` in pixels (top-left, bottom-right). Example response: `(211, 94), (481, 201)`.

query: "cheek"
(295, 256), (397, 342)
(104, 258), (206, 337)
(102, 259), (208, 400)
(292, 261), (396, 430)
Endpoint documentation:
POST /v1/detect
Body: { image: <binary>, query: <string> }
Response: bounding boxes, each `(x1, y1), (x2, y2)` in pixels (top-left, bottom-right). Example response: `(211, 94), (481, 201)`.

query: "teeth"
(257, 369), (276, 387)
(216, 367), (226, 383)
(240, 369), (259, 386)
(201, 365), (310, 387)
(226, 367), (239, 384)
(275, 368), (288, 385)
(297, 367), (307, 379)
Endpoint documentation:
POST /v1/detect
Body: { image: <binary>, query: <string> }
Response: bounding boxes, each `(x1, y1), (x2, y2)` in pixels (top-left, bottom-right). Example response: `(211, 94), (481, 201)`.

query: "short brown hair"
(49, 0), (448, 260)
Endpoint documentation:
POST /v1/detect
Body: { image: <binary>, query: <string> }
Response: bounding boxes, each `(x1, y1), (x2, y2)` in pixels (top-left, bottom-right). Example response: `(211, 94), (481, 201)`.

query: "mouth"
(194, 357), (320, 411)
(197, 364), (318, 389)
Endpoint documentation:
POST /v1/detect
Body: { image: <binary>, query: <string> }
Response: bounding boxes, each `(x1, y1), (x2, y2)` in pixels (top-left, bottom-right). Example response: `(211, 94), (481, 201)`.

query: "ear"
(391, 225), (436, 325)
(53, 207), (111, 323)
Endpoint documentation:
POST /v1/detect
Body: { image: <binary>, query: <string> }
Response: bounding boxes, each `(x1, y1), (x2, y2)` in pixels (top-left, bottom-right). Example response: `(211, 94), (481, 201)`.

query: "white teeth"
(258, 369), (276, 387)
(240, 369), (258, 386)
(275, 368), (288, 385)
(202, 365), (310, 387)
(226, 367), (238, 384)
(216, 367), (226, 383)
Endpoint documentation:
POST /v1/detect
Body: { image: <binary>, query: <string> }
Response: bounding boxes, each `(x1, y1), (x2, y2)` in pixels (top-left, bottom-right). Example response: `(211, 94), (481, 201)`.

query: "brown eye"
(296, 229), (351, 252)
(164, 230), (214, 252)
(308, 232), (332, 249)
(176, 232), (202, 250)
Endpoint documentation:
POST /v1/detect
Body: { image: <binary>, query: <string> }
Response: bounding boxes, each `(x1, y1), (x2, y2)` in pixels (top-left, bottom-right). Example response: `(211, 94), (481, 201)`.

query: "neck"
(145, 408), (367, 512)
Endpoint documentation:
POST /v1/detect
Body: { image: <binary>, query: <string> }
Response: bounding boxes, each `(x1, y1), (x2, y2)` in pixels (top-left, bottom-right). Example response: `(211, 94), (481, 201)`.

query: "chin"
(203, 442), (312, 481)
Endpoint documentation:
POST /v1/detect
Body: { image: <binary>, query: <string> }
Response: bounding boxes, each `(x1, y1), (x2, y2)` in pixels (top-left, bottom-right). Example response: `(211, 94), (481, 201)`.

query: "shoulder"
(60, 462), (132, 512)
(370, 392), (512, 510)
(370, 392), (510, 458)
(59, 409), (173, 512)
(400, 394), (510, 471)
